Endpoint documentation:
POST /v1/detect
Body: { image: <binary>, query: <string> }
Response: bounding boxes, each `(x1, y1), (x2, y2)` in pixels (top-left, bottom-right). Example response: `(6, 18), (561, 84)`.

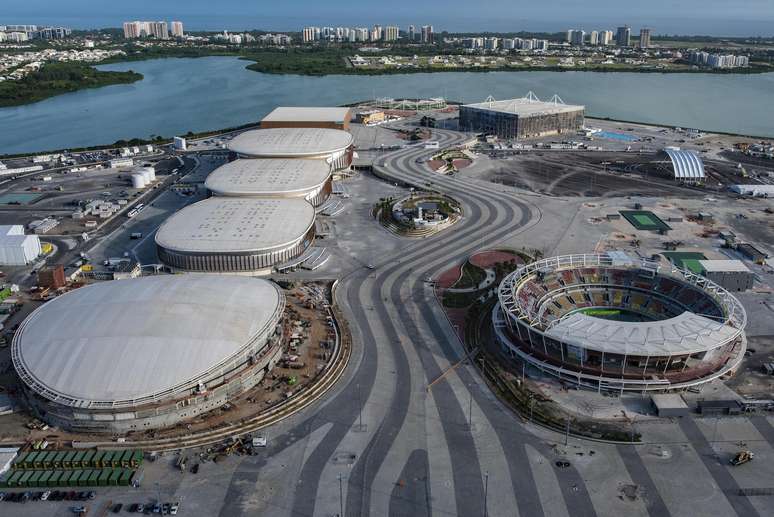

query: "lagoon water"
(1, 56), (773, 154)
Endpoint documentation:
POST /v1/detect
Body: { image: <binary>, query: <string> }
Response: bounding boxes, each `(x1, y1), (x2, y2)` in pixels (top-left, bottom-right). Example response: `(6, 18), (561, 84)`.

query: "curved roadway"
(220, 125), (599, 517)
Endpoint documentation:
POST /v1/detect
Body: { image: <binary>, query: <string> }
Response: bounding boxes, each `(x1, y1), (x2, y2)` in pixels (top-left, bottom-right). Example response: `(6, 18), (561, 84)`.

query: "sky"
(3, 0), (774, 36)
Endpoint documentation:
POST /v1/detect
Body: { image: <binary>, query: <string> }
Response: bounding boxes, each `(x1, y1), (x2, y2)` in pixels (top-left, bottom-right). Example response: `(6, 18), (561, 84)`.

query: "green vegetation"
(243, 48), (350, 75)
(454, 262), (487, 290)
(0, 62), (142, 107)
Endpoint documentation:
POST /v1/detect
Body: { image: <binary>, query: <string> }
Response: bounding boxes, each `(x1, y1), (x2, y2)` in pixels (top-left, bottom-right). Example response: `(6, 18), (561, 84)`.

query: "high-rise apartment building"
(302, 27), (316, 43)
(408, 25), (415, 42)
(421, 25), (433, 44)
(384, 26), (399, 41)
(599, 30), (614, 45)
(569, 30), (585, 46)
(588, 31), (599, 45)
(639, 28), (651, 49)
(123, 20), (169, 39)
(171, 21), (184, 38)
(616, 25), (631, 46)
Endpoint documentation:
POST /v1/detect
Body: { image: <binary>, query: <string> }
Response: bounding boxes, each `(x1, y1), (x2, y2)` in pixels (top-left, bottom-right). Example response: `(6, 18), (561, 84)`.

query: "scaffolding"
(374, 97), (447, 111)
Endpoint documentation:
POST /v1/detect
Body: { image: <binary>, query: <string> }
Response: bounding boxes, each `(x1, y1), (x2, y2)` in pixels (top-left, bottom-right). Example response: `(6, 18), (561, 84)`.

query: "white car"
(252, 436), (267, 448)
(41, 490), (51, 501)
(170, 503), (180, 515)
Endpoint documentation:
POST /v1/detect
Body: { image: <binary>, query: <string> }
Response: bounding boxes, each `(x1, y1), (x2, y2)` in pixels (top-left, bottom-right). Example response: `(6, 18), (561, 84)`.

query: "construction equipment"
(730, 450), (754, 466)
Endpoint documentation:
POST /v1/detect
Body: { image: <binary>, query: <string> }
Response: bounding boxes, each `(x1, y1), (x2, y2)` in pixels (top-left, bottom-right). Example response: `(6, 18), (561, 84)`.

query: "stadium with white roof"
(12, 275), (285, 432)
(205, 158), (332, 207)
(228, 127), (354, 170)
(155, 198), (316, 274)
(493, 253), (747, 392)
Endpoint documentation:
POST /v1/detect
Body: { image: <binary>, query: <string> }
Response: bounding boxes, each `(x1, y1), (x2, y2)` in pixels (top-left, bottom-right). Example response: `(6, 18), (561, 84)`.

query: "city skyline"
(2, 0), (774, 36)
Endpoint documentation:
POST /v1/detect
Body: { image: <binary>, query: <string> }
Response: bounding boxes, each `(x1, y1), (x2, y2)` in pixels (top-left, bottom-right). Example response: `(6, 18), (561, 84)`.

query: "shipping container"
(119, 469), (133, 486)
(38, 451), (54, 468)
(69, 470), (84, 487)
(131, 450), (143, 468)
(88, 470), (101, 486)
(52, 451), (67, 468)
(28, 470), (44, 487)
(18, 470), (34, 487)
(13, 452), (29, 470)
(62, 470), (78, 487)
(73, 451), (86, 469)
(98, 469), (111, 486)
(6, 470), (24, 487)
(120, 450), (132, 467)
(14, 451), (27, 469)
(109, 468), (122, 486)
(82, 450), (95, 468)
(24, 451), (39, 469)
(101, 451), (113, 468)
(63, 451), (77, 468)
(39, 470), (53, 487)
(48, 471), (63, 487)
(92, 451), (105, 468)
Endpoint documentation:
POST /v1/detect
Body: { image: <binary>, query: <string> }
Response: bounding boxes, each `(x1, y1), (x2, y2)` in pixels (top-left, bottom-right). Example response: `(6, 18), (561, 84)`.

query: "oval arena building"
(155, 197), (316, 274)
(228, 127), (354, 170)
(205, 158), (333, 207)
(12, 275), (285, 432)
(493, 253), (747, 392)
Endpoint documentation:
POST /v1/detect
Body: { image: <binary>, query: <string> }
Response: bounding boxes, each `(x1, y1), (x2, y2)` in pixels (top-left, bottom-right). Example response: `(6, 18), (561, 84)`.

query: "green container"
(92, 451), (105, 468)
(63, 451), (77, 469)
(82, 450), (95, 468)
(13, 452), (28, 470)
(131, 450), (143, 468)
(88, 470), (100, 486)
(33, 452), (47, 469)
(18, 470), (34, 487)
(61, 470), (77, 487)
(119, 450), (132, 467)
(98, 469), (111, 486)
(28, 470), (44, 487)
(109, 451), (121, 467)
(100, 451), (113, 468)
(38, 470), (53, 487)
(48, 471), (62, 487)
(68, 470), (83, 487)
(25, 452), (39, 469)
(108, 469), (122, 486)
(81, 470), (94, 487)
(52, 451), (67, 468)
(6, 470), (24, 487)
(72, 451), (85, 469)
(35, 451), (50, 469)
(118, 469), (133, 486)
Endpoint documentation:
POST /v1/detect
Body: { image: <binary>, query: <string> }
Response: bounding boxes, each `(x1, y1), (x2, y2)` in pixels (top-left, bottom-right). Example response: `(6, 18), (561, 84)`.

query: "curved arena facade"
(205, 158), (333, 207)
(12, 275), (285, 432)
(155, 198), (316, 274)
(493, 253), (747, 392)
(228, 128), (354, 171)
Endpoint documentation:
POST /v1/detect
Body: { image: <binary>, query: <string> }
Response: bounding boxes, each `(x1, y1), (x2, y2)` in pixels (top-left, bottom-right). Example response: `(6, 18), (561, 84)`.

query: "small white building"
(0, 225), (42, 265)
(173, 136), (187, 151)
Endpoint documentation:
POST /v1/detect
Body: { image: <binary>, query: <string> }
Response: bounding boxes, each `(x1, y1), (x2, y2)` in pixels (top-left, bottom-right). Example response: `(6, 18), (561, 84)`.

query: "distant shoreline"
(1, 51), (770, 109)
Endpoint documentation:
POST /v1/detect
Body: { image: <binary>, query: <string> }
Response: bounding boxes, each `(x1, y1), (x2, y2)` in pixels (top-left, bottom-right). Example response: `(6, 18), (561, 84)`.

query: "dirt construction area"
(465, 151), (771, 198)
(0, 281), (338, 446)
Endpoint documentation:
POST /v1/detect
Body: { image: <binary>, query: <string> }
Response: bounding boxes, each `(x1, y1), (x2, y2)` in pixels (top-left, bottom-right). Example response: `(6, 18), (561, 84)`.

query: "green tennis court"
(620, 210), (671, 231)
(662, 251), (707, 273)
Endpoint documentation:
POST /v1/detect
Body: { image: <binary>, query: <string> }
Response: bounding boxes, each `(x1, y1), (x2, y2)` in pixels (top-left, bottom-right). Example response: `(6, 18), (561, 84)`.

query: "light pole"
(483, 471), (489, 517)
(468, 390), (473, 429)
(564, 416), (571, 446)
(338, 473), (345, 517)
